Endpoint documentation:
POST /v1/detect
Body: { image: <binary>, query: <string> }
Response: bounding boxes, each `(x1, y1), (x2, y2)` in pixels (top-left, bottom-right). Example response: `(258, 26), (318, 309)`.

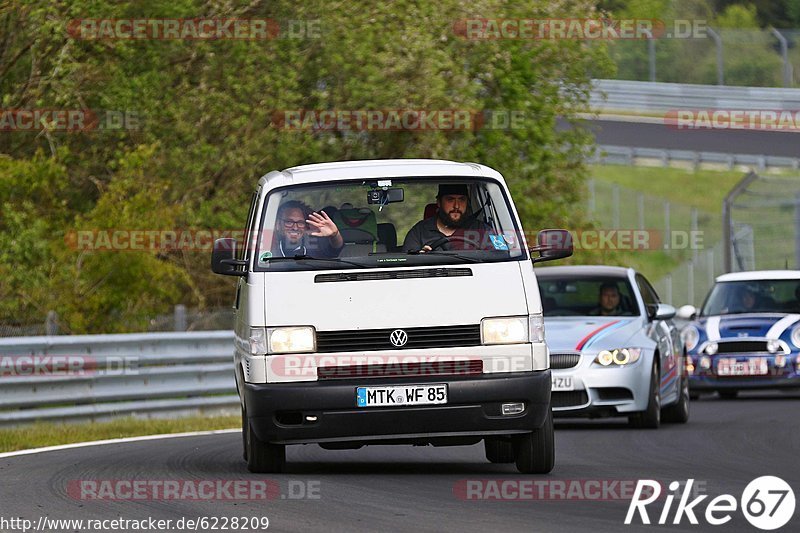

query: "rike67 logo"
(626, 477), (795, 530)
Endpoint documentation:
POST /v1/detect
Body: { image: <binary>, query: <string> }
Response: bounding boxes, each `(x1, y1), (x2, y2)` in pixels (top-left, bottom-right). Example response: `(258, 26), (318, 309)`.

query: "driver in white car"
(403, 184), (491, 253)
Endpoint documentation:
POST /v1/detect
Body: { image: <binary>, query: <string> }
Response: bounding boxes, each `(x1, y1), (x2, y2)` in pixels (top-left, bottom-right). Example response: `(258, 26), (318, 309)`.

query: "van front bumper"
(243, 371), (551, 445)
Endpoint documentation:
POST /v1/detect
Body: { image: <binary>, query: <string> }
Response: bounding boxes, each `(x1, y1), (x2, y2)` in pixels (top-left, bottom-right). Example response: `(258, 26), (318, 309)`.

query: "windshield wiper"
(404, 250), (484, 263)
(265, 255), (366, 268)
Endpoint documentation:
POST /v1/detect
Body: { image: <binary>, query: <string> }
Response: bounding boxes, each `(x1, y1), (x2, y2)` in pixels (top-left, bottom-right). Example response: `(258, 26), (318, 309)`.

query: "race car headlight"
(766, 339), (781, 354)
(791, 326), (800, 349)
(267, 326), (316, 354)
(681, 326), (699, 352)
(594, 348), (642, 366)
(482, 316), (528, 345)
(704, 342), (718, 356)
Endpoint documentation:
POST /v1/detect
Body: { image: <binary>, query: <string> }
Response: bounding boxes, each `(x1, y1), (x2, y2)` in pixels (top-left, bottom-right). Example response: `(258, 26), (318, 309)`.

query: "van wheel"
(484, 437), (515, 464)
(513, 410), (554, 474)
(245, 419), (285, 473)
(629, 360), (660, 429)
(662, 374), (690, 424)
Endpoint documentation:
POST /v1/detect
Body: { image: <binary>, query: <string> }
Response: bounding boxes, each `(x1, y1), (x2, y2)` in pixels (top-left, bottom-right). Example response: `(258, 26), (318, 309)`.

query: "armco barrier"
(592, 79), (800, 113)
(592, 145), (800, 171)
(0, 331), (238, 425)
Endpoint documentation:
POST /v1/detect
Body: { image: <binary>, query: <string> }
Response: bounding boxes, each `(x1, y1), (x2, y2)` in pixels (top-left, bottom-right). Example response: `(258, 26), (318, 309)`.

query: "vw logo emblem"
(389, 329), (408, 347)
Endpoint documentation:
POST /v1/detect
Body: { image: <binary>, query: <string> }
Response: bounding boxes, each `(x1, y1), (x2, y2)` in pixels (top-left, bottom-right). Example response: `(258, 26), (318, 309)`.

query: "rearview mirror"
(531, 229), (573, 263)
(367, 188), (404, 205)
(211, 238), (247, 276)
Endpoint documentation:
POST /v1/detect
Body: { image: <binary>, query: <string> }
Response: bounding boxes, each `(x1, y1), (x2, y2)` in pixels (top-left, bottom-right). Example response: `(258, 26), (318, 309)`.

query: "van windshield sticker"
(377, 258), (407, 263)
(489, 234), (509, 251)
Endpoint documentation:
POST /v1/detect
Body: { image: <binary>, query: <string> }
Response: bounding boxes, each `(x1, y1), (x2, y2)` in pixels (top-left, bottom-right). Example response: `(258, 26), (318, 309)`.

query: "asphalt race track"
(1, 392), (798, 532)
(572, 118), (800, 157)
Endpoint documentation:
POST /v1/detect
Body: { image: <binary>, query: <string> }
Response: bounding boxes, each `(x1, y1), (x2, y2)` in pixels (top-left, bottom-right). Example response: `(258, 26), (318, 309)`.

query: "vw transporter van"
(211, 159), (572, 473)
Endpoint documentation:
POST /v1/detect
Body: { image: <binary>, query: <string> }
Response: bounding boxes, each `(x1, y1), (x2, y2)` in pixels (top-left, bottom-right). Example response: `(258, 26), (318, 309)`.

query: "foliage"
(0, 0), (612, 332)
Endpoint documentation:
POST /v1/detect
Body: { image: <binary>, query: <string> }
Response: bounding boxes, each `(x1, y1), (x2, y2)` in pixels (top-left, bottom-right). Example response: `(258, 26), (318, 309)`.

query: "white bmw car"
(536, 266), (689, 428)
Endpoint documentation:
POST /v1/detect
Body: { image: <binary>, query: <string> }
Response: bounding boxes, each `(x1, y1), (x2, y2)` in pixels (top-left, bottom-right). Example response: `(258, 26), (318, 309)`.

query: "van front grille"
(315, 268), (472, 283)
(318, 360), (483, 379)
(315, 324), (481, 353)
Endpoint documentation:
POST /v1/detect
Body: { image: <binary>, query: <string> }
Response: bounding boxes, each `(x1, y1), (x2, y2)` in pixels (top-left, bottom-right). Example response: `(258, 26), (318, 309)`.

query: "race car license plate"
(551, 376), (574, 391)
(356, 384), (447, 407)
(717, 358), (769, 376)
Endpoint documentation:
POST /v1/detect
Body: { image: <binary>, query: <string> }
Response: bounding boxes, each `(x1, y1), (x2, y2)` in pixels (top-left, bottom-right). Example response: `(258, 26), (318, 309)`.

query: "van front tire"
(512, 410), (554, 474)
(245, 418), (285, 473)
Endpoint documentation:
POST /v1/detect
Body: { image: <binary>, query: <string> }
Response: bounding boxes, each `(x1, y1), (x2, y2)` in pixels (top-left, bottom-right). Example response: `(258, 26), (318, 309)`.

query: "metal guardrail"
(0, 331), (238, 425)
(592, 145), (800, 171)
(592, 79), (800, 113)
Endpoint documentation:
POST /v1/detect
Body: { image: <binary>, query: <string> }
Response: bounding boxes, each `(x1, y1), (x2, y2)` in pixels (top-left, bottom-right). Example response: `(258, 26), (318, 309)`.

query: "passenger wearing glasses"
(272, 200), (344, 258)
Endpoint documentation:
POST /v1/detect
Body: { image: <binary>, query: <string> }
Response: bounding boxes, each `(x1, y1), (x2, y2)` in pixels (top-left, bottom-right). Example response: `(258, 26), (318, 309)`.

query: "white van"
(212, 159), (572, 473)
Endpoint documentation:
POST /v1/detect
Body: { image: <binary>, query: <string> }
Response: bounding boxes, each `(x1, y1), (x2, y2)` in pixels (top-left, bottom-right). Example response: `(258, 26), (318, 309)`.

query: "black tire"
(484, 437), (515, 464)
(662, 373), (690, 424)
(245, 418), (286, 473)
(629, 359), (661, 429)
(689, 392), (701, 401)
(718, 390), (738, 399)
(513, 410), (555, 474)
(241, 406), (248, 461)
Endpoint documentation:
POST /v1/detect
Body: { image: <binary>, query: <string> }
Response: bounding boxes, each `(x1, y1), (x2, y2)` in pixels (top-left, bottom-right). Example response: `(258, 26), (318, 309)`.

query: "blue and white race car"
(678, 270), (800, 399)
(536, 266), (689, 428)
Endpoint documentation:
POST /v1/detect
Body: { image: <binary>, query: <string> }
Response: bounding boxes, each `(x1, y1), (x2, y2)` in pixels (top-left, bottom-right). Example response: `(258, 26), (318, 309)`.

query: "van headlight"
(594, 348), (642, 366)
(267, 326), (316, 354)
(481, 316), (529, 345)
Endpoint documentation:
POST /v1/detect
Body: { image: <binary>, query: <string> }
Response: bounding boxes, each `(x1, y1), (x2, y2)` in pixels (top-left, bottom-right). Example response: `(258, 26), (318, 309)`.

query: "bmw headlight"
(267, 326), (316, 354)
(791, 326), (800, 349)
(594, 348), (642, 366)
(681, 325), (700, 352)
(482, 316), (529, 345)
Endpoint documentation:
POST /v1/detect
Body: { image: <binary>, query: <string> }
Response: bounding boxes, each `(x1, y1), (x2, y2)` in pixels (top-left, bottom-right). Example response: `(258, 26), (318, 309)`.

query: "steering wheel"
(426, 234), (482, 251)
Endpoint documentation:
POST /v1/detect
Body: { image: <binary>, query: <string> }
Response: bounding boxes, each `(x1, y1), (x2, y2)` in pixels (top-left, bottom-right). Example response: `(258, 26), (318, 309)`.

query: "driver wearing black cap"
(403, 184), (490, 253)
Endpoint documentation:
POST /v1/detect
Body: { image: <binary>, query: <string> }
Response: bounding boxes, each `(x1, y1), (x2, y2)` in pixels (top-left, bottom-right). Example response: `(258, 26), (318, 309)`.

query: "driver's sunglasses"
(280, 219), (307, 229)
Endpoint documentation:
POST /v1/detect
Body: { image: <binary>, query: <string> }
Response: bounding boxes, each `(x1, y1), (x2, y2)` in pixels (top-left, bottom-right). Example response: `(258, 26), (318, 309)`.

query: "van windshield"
(253, 177), (527, 271)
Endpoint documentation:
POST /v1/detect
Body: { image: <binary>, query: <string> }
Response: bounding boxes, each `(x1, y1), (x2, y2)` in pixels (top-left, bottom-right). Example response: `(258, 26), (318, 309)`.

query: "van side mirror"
(675, 304), (697, 321)
(531, 229), (573, 263)
(211, 238), (247, 276)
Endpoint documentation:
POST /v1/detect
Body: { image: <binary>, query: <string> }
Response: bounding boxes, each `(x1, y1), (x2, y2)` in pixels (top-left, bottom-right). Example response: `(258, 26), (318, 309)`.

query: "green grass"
(0, 415), (239, 453)
(588, 164), (744, 213)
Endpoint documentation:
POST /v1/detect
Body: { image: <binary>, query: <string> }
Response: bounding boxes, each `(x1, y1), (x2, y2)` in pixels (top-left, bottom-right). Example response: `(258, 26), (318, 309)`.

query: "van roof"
(258, 159), (502, 187)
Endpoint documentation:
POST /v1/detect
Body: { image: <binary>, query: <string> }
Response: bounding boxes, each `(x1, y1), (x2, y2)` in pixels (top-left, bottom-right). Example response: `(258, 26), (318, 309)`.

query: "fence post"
(45, 311), (59, 336)
(664, 201), (671, 242)
(612, 184), (620, 229)
(687, 260), (695, 306)
(174, 305), (187, 332)
(691, 208), (698, 261)
(648, 37), (656, 82)
(587, 179), (596, 215)
(707, 247), (715, 288)
(770, 28), (792, 88)
(665, 274), (673, 305)
(707, 27), (724, 86)
(637, 193), (645, 230)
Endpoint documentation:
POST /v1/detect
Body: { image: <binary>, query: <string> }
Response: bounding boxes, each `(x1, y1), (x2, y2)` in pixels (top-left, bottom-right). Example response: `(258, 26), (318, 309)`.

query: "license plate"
(717, 358), (769, 376)
(356, 384), (447, 407)
(552, 376), (574, 391)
